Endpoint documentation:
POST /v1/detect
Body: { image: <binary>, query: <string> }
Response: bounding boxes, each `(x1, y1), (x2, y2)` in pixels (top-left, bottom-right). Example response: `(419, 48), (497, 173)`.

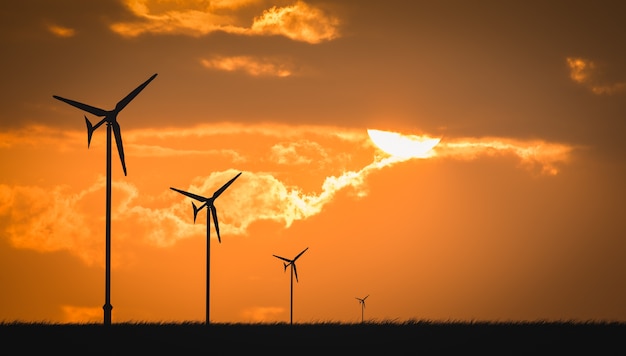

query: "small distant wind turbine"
(52, 73), (158, 326)
(170, 171), (242, 324)
(356, 295), (369, 323)
(273, 247), (308, 325)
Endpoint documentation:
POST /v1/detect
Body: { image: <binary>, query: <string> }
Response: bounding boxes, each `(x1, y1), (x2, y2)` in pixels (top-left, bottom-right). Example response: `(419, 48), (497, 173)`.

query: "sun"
(367, 129), (440, 159)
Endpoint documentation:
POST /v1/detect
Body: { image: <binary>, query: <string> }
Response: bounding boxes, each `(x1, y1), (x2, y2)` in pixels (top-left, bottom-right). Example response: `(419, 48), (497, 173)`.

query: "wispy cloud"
(47, 24), (76, 38)
(130, 143), (247, 162)
(0, 124), (83, 150)
(434, 137), (574, 176)
(270, 140), (328, 165)
(566, 57), (626, 95)
(249, 1), (340, 43)
(110, 0), (340, 44)
(200, 55), (294, 77)
(126, 122), (365, 142)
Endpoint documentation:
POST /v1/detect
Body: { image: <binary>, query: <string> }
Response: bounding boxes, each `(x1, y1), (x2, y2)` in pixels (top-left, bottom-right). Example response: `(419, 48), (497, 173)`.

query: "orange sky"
(1, 0), (625, 324)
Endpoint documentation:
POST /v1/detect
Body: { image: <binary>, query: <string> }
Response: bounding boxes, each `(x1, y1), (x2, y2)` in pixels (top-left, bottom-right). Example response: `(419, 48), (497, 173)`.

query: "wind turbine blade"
(112, 121), (127, 176)
(192, 202), (199, 223)
(212, 172), (242, 199)
(206, 208), (210, 241)
(92, 118), (107, 130)
(115, 73), (158, 112)
(192, 201), (208, 223)
(170, 187), (208, 202)
(85, 117), (107, 148)
(293, 263), (299, 282)
(293, 247), (309, 261)
(53, 95), (108, 117)
(273, 255), (291, 263)
(211, 205), (221, 243)
(85, 116), (94, 148)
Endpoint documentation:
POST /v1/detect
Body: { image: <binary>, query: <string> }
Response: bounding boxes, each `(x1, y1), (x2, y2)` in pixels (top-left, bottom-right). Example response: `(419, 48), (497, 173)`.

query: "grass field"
(1, 320), (624, 354)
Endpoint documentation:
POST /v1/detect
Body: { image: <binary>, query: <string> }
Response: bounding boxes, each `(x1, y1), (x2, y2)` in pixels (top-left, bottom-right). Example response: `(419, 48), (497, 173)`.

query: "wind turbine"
(273, 247), (308, 325)
(356, 295), (369, 323)
(170, 171), (242, 324)
(52, 73), (158, 326)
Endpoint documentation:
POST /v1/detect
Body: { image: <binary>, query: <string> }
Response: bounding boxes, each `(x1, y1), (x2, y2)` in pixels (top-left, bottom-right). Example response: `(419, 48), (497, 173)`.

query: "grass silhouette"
(1, 319), (624, 354)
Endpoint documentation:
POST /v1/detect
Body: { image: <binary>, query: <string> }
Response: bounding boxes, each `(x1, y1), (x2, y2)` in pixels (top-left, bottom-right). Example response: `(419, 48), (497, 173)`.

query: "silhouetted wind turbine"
(53, 73), (158, 326)
(356, 295), (369, 323)
(170, 171), (242, 324)
(273, 247), (308, 325)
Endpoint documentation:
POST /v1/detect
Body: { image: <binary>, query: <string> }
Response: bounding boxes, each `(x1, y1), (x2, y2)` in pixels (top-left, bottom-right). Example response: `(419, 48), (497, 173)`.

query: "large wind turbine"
(170, 171), (242, 324)
(53, 73), (158, 326)
(356, 295), (369, 323)
(273, 247), (308, 325)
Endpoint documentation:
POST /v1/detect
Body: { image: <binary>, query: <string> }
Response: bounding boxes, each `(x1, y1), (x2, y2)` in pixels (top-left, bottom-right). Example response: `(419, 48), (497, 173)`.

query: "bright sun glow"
(367, 129), (440, 159)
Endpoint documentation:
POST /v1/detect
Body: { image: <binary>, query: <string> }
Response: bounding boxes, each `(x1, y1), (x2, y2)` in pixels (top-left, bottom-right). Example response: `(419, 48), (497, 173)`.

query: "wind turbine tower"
(170, 171), (242, 325)
(53, 73), (158, 325)
(273, 247), (308, 325)
(356, 295), (369, 323)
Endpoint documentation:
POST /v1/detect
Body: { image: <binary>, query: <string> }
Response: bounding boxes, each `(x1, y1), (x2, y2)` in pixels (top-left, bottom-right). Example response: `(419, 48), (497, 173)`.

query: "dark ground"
(1, 321), (625, 355)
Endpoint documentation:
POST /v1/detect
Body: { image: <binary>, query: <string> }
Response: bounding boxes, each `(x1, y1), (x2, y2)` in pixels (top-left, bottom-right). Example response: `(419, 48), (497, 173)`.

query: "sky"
(1, 0), (625, 324)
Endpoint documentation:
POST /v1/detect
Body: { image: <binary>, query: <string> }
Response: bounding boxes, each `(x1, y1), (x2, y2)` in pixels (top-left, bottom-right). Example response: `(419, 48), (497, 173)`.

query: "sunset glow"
(367, 129), (440, 160)
(1, 1), (625, 325)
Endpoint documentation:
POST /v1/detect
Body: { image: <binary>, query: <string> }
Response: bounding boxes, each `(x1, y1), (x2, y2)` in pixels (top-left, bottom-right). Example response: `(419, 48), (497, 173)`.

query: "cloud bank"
(0, 125), (574, 266)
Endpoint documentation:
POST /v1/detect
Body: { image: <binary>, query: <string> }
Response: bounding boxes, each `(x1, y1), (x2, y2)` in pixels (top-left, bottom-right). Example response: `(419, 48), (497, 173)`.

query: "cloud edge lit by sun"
(367, 129), (441, 160)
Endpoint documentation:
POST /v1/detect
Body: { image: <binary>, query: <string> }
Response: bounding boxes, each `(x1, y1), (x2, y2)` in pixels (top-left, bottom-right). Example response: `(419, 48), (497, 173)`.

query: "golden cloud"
(269, 140), (327, 165)
(200, 55), (293, 77)
(434, 137), (575, 176)
(0, 182), (103, 265)
(111, 0), (340, 44)
(566, 57), (625, 95)
(0, 123), (575, 266)
(47, 24), (76, 38)
(249, 1), (340, 43)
